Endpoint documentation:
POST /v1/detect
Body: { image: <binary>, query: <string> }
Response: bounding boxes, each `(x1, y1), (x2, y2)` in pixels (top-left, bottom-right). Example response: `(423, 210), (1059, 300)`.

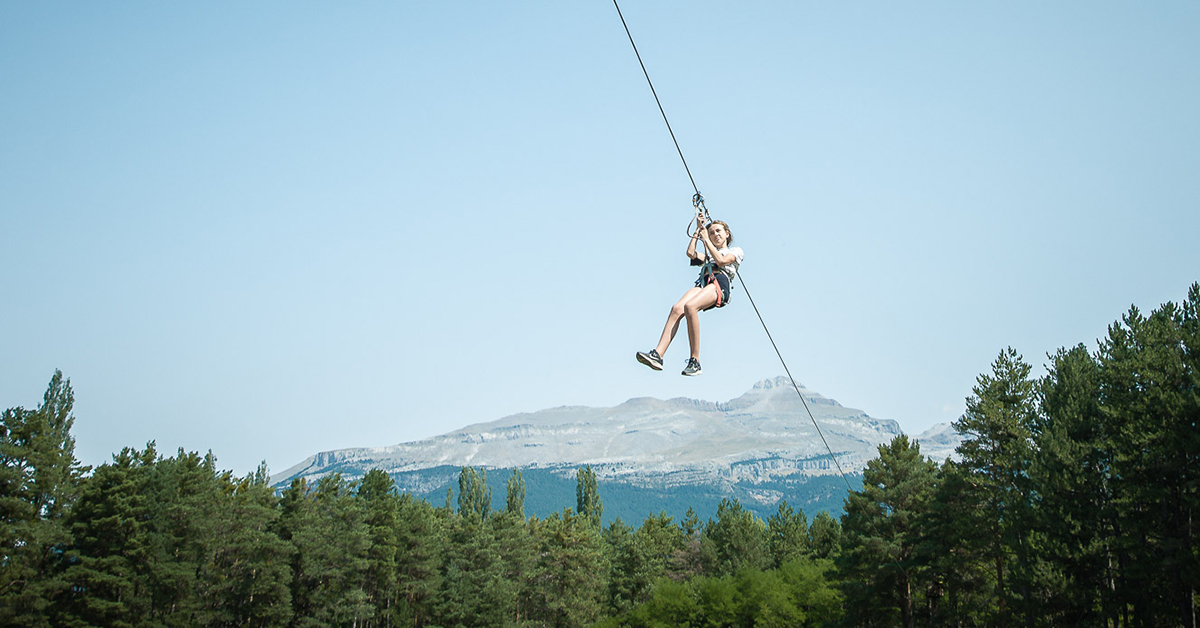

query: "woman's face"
(707, 223), (728, 248)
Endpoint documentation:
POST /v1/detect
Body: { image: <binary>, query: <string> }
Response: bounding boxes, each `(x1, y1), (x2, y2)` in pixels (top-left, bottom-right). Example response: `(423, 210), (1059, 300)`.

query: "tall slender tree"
(0, 371), (88, 625)
(576, 465), (603, 528)
(357, 469), (401, 628)
(1030, 344), (1112, 624)
(457, 466), (491, 523)
(953, 347), (1039, 628)
(505, 469), (525, 519)
(393, 494), (443, 627)
(767, 500), (809, 567)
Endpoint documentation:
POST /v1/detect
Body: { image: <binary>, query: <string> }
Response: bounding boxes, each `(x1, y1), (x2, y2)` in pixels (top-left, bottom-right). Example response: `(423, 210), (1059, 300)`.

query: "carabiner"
(692, 192), (712, 225)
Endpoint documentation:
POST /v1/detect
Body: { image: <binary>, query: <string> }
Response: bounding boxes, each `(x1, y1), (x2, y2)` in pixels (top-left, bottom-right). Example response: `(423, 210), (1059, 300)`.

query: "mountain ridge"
(272, 376), (960, 488)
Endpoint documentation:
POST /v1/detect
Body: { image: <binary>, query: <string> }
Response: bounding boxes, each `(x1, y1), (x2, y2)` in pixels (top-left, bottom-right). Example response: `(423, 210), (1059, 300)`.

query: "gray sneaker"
(682, 357), (702, 376)
(636, 349), (664, 371)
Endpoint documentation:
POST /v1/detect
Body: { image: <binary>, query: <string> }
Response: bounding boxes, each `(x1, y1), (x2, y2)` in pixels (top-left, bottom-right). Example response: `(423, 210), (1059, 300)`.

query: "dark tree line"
(836, 284), (1199, 628)
(2, 284), (1197, 626)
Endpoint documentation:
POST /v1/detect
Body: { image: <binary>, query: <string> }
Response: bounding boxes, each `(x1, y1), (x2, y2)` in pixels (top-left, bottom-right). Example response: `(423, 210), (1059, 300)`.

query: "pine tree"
(0, 371), (87, 626)
(915, 460), (995, 627)
(1030, 343), (1112, 624)
(357, 469), (401, 628)
(194, 462), (293, 627)
(808, 510), (842, 561)
(953, 347), (1039, 628)
(58, 444), (159, 626)
(604, 513), (689, 615)
(839, 434), (938, 628)
(701, 499), (771, 577)
(393, 493), (443, 627)
(637, 511), (688, 581)
(437, 501), (511, 627)
(767, 500), (809, 567)
(604, 518), (643, 615)
(491, 500), (537, 625)
(279, 474), (372, 628)
(529, 508), (609, 627)
(1099, 289), (1200, 626)
(141, 448), (227, 624)
(436, 467), (516, 626)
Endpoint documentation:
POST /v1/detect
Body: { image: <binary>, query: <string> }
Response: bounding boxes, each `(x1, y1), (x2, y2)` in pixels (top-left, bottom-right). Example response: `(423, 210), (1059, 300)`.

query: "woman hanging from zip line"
(637, 210), (744, 376)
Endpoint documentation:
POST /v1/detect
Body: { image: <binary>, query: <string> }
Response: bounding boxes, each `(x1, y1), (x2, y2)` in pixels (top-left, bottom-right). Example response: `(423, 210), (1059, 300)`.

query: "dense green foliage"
(2, 284), (1198, 626)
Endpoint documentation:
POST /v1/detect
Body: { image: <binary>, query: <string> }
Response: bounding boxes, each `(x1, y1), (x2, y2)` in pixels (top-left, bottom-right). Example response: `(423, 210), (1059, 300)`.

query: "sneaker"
(682, 357), (702, 376)
(636, 349), (664, 371)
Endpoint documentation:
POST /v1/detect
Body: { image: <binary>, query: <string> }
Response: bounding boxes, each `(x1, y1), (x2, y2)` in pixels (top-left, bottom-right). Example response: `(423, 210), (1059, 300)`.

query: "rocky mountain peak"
(272, 377), (963, 490)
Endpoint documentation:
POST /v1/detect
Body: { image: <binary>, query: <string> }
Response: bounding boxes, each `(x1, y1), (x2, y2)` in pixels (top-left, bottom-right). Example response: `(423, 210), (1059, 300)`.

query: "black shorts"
(694, 271), (731, 310)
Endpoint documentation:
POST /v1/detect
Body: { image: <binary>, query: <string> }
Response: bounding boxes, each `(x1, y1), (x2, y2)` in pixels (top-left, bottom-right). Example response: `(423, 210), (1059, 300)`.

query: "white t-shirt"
(702, 246), (744, 282)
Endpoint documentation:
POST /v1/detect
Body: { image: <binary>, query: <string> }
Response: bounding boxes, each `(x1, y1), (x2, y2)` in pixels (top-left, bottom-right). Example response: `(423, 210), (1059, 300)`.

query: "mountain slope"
(272, 377), (962, 521)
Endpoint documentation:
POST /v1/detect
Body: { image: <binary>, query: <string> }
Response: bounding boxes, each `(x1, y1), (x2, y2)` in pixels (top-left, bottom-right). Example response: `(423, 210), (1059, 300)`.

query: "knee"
(683, 303), (701, 317)
(671, 302), (687, 317)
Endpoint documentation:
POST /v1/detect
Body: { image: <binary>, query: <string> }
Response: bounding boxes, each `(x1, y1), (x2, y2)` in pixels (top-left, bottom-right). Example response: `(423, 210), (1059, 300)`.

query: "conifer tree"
(58, 444), (159, 626)
(194, 461), (293, 627)
(670, 506), (706, 580)
(953, 347), (1038, 628)
(637, 511), (688, 581)
(140, 448), (227, 622)
(701, 499), (771, 576)
(357, 469), (401, 628)
(438, 499), (511, 627)
(1031, 343), (1112, 623)
(393, 494), (443, 627)
(0, 371), (87, 625)
(604, 518), (643, 614)
(1099, 289), (1200, 626)
(839, 434), (938, 628)
(808, 510), (842, 560)
(767, 500), (809, 567)
(915, 460), (994, 626)
(530, 508), (609, 627)
(279, 474), (372, 627)
(491, 497), (537, 624)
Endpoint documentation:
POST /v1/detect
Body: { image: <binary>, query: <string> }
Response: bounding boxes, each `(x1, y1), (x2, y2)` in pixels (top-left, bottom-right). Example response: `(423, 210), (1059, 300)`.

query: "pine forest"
(2, 284), (1198, 627)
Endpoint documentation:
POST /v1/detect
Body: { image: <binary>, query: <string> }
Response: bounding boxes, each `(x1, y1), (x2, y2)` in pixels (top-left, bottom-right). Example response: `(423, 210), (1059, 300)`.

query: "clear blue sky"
(3, 2), (1198, 476)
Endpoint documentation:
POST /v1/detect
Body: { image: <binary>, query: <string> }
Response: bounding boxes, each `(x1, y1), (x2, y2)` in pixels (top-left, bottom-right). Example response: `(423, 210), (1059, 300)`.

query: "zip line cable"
(611, 0), (700, 197)
(732, 276), (857, 494)
(611, 0), (856, 495)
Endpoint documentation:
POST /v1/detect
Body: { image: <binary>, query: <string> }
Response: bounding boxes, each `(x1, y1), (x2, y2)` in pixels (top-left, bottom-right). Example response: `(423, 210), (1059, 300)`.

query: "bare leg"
(682, 285), (720, 360)
(654, 287), (703, 357)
